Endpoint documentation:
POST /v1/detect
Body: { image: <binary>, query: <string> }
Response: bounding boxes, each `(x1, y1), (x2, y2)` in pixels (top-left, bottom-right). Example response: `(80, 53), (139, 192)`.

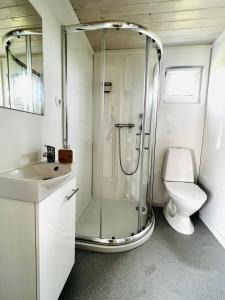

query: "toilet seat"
(165, 181), (207, 209)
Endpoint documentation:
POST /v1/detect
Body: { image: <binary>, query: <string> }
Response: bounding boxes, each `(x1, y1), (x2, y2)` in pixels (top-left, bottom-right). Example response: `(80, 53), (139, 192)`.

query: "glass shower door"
(99, 30), (150, 239)
(137, 37), (156, 232)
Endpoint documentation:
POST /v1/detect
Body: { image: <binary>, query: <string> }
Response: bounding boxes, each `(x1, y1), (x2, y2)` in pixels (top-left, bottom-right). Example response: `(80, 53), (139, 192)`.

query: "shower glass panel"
(77, 30), (153, 237)
(98, 29), (147, 238)
(138, 39), (159, 231)
(66, 29), (101, 239)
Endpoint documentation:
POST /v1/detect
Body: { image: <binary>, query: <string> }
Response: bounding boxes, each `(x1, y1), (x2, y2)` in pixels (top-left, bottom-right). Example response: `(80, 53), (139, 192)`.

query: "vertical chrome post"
(61, 26), (69, 149)
(5, 45), (11, 108)
(26, 35), (33, 112)
(138, 36), (151, 232)
(148, 60), (161, 209)
(100, 29), (106, 239)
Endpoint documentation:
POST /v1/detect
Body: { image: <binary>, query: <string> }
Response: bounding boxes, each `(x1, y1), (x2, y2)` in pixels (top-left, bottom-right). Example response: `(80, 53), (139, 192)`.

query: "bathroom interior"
(0, 0), (225, 299)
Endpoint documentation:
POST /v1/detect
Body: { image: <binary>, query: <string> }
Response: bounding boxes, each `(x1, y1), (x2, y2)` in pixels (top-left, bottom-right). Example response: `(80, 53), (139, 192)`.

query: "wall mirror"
(0, 0), (44, 115)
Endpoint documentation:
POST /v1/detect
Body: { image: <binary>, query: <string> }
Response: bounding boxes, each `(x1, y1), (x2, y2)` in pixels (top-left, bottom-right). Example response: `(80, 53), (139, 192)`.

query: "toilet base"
(163, 204), (194, 235)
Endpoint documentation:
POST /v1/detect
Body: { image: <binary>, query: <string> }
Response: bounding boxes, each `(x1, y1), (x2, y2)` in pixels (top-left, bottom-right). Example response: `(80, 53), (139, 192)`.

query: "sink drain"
(43, 177), (51, 180)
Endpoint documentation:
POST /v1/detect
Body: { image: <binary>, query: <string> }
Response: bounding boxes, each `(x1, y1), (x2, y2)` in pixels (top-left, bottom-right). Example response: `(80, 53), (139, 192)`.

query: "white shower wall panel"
(93, 49), (152, 202)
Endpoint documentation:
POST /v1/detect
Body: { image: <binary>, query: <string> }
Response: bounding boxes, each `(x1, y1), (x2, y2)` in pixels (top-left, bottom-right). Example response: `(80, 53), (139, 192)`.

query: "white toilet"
(162, 147), (207, 235)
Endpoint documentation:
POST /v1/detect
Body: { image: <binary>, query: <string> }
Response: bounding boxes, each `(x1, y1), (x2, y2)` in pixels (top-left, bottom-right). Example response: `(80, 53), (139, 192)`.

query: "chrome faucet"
(43, 145), (55, 163)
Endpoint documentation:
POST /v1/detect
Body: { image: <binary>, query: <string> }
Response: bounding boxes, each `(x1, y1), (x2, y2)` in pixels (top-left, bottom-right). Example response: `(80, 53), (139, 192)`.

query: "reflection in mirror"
(0, 1), (43, 115)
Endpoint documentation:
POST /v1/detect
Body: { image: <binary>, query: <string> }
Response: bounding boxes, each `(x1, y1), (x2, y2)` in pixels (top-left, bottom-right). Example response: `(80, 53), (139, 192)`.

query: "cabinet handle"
(65, 188), (79, 200)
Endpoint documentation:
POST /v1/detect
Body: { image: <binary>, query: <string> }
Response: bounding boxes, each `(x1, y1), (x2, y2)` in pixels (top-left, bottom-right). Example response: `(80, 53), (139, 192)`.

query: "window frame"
(163, 66), (203, 104)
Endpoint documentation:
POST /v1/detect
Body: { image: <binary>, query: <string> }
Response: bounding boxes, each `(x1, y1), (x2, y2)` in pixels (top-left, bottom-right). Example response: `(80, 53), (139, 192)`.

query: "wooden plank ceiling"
(0, 0), (42, 56)
(70, 0), (225, 49)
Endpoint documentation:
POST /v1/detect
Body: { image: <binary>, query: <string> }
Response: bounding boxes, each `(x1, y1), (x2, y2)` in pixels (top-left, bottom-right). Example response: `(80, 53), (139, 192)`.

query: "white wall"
(0, 0), (64, 172)
(0, 108), (42, 171)
(29, 0), (74, 155)
(153, 45), (211, 206)
(199, 32), (225, 249)
(67, 32), (93, 219)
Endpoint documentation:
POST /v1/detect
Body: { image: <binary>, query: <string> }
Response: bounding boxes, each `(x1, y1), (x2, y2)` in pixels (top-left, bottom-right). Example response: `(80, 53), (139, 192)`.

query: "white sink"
(0, 162), (75, 202)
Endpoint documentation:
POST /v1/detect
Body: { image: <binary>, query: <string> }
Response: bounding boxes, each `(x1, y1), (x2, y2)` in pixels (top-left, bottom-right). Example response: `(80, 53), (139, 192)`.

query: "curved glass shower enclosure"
(62, 22), (162, 252)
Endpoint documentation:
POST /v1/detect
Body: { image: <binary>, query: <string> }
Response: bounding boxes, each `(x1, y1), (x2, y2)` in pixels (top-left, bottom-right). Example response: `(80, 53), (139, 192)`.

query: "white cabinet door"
(36, 178), (76, 300)
(0, 199), (36, 300)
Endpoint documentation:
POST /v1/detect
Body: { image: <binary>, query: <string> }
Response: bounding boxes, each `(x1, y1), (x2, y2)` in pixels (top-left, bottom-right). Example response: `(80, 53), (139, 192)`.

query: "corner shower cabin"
(62, 22), (162, 252)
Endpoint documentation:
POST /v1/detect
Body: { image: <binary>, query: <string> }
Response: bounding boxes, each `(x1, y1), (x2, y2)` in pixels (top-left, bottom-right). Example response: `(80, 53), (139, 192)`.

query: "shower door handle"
(135, 133), (141, 150)
(144, 133), (150, 150)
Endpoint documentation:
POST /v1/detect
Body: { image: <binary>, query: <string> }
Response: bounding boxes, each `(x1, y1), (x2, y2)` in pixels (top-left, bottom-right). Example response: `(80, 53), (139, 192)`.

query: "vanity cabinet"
(0, 177), (76, 300)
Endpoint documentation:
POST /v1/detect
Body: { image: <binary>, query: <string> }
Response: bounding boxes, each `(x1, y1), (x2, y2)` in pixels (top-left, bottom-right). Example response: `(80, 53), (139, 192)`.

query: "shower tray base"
(75, 214), (155, 253)
(75, 197), (154, 252)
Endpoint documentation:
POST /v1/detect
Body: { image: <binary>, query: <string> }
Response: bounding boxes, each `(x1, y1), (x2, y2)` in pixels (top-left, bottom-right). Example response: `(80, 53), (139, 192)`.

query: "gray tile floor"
(59, 208), (225, 300)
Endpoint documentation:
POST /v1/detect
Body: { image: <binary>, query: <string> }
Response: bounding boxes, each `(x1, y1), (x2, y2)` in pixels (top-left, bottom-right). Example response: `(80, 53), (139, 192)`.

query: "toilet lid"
(165, 181), (207, 208)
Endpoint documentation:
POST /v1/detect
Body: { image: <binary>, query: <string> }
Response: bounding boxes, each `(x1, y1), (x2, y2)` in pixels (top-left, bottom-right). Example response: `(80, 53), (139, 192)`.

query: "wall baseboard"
(199, 211), (225, 249)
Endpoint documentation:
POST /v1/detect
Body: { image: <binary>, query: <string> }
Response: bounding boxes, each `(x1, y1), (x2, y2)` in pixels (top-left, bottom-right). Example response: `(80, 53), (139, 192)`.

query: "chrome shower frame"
(62, 21), (162, 251)
(3, 28), (42, 46)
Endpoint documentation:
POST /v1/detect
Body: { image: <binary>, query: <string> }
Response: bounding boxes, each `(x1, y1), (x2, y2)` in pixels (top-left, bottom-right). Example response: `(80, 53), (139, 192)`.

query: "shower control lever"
(115, 123), (135, 129)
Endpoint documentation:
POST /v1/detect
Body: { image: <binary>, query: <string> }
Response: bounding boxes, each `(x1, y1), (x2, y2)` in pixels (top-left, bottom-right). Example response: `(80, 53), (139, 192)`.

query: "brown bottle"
(58, 147), (74, 163)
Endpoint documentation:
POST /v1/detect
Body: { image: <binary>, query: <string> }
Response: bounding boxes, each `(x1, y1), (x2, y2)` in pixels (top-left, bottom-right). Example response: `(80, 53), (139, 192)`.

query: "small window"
(164, 66), (203, 104)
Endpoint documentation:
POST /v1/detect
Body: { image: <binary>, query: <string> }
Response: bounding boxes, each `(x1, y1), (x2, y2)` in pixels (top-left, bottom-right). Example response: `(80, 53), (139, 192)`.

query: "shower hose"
(118, 126), (140, 176)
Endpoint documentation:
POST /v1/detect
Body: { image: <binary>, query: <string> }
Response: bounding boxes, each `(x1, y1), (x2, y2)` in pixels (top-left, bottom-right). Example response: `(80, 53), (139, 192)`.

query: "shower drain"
(135, 206), (146, 213)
